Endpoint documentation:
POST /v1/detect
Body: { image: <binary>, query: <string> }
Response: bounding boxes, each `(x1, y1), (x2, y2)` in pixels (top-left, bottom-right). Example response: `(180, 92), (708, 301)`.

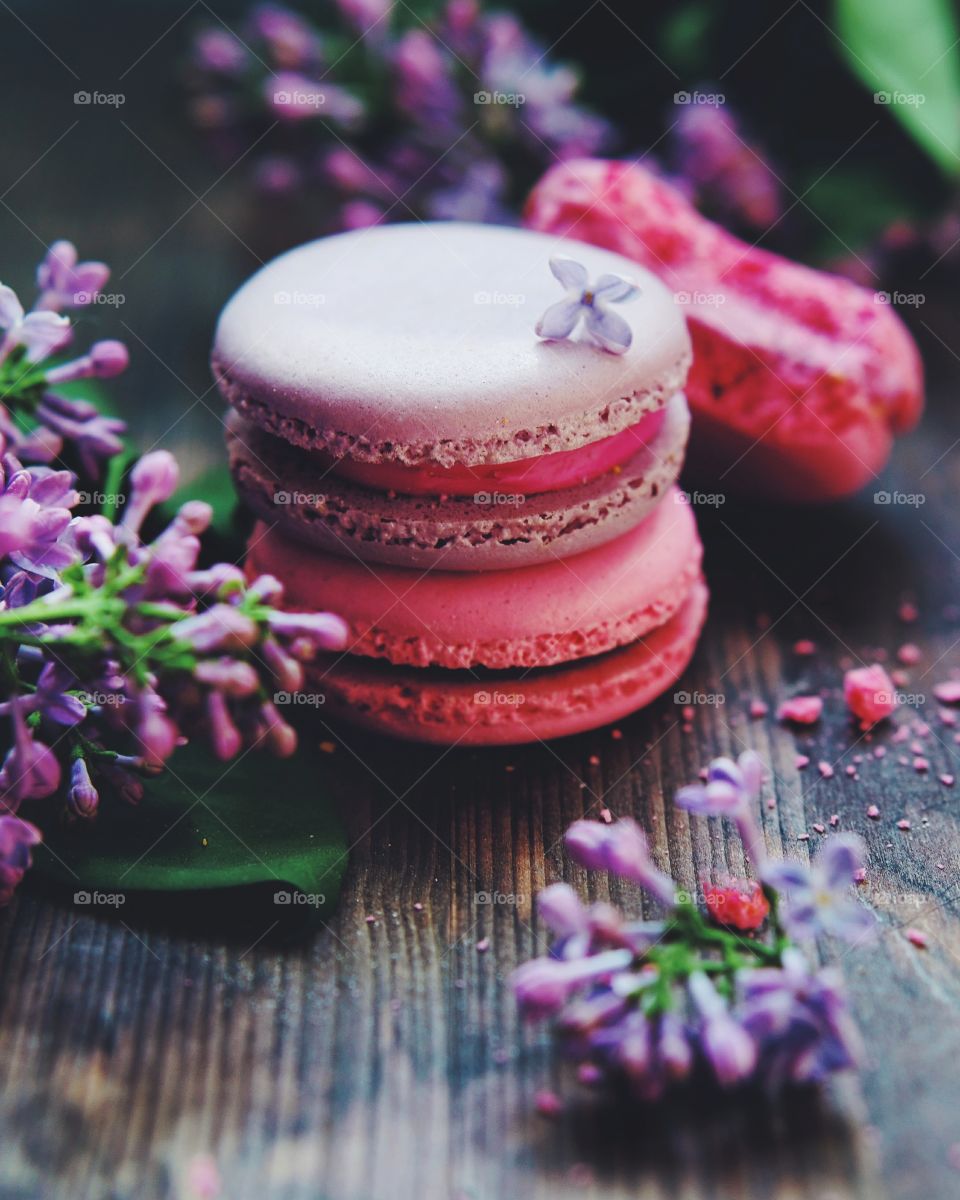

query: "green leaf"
(835, 0), (960, 175)
(32, 740), (348, 939)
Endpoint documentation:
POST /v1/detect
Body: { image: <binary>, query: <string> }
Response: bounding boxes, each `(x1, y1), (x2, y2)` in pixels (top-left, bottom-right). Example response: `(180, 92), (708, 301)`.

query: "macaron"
(525, 160), (924, 502)
(214, 221), (692, 570)
(246, 487), (707, 744)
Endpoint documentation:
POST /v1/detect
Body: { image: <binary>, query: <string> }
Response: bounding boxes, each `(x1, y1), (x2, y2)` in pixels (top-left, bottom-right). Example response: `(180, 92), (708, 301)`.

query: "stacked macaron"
(212, 222), (707, 744)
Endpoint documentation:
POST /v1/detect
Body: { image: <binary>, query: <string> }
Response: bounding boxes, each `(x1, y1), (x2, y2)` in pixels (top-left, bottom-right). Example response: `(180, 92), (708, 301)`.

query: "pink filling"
(317, 408), (666, 498)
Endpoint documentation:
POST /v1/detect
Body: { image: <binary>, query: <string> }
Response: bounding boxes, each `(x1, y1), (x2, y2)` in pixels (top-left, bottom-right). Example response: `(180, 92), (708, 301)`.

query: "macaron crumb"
(853, 867), (867, 884)
(812, 823), (826, 835)
(476, 938), (490, 953)
(913, 757), (930, 773)
(611, 728), (623, 740)
(896, 819), (912, 831)
(535, 1090), (563, 1118)
(749, 699), (769, 718)
(818, 762), (834, 779)
(319, 740), (337, 754)
(413, 902), (424, 912)
(874, 746), (887, 759)
(934, 680), (960, 705)
(829, 814), (840, 827)
(941, 774), (955, 787)
(599, 807), (613, 824)
(777, 695), (823, 725)
(797, 833), (810, 842)
(897, 643), (922, 665)
(795, 754), (810, 769)
(898, 601), (919, 623)
(905, 928), (928, 949)
(845, 765), (857, 778)
(867, 805), (881, 820)
(793, 639), (816, 656)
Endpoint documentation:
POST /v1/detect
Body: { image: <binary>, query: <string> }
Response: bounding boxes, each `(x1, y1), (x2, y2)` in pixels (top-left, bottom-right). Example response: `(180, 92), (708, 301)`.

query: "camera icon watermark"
(474, 90), (525, 107)
(473, 290), (525, 307)
(874, 490), (925, 507)
(274, 889), (326, 906)
(273, 290), (325, 307)
(475, 890), (524, 906)
(274, 88), (325, 108)
(273, 690), (326, 707)
(77, 490), (127, 507)
(674, 289), (726, 308)
(74, 90), (126, 107)
(273, 490), (324, 505)
(675, 488), (726, 507)
(473, 690), (526, 707)
(473, 490), (525, 506)
(74, 890), (126, 907)
(874, 90), (925, 108)
(673, 90), (725, 107)
(874, 290), (925, 308)
(674, 690), (725, 707)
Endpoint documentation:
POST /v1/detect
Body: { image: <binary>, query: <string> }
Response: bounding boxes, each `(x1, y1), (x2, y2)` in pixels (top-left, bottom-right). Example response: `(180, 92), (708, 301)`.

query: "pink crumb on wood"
(941, 774), (955, 786)
(535, 1090), (564, 1117)
(777, 695), (823, 725)
(818, 761), (835, 779)
(914, 757), (930, 772)
(934, 680), (960, 704)
(898, 601), (919, 623)
(897, 643), (922, 665)
(896, 819), (912, 831)
(867, 805), (880, 819)
(793, 639), (817, 655)
(905, 928), (928, 949)
(749, 698), (769, 718)
(795, 754), (810, 769)
(844, 664), (897, 726)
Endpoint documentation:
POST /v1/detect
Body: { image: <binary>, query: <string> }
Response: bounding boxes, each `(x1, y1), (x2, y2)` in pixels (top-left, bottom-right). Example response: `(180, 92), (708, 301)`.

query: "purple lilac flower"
(535, 257), (640, 354)
(0, 456), (79, 578)
(0, 814), (42, 902)
(0, 287), (70, 364)
(512, 947), (633, 1020)
(762, 835), (875, 944)
(737, 947), (864, 1085)
(67, 756), (99, 817)
(35, 240), (110, 311)
(0, 697), (61, 812)
(688, 971), (757, 1086)
(564, 817), (676, 906)
(675, 750), (767, 870)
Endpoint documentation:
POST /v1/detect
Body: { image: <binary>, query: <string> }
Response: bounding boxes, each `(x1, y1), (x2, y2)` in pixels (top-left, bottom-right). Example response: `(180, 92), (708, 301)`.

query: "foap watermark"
(674, 289), (726, 308)
(874, 490), (925, 507)
(274, 490), (324, 505)
(673, 90), (725, 107)
(77, 490), (126, 507)
(74, 889), (125, 907)
(274, 889), (326, 907)
(874, 290), (925, 308)
(74, 90), (125, 107)
(474, 89), (525, 107)
(674, 690), (725, 707)
(274, 690), (326, 707)
(274, 289), (325, 307)
(675, 488), (726, 508)
(475, 890), (524, 906)
(77, 690), (126, 709)
(74, 290), (125, 307)
(474, 689), (525, 707)
(274, 87), (326, 108)
(874, 90), (926, 108)
(474, 290), (525, 307)
(872, 690), (926, 709)
(473, 490), (525, 506)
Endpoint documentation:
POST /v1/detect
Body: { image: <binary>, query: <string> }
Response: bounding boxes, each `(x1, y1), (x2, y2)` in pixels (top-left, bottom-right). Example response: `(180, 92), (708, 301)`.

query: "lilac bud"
(658, 1012), (693, 1080)
(122, 450), (179, 535)
(536, 882), (588, 939)
(68, 757), (100, 817)
(206, 690), (242, 760)
(247, 573), (284, 605)
(511, 949), (632, 1020)
(91, 340), (129, 377)
(194, 657), (259, 697)
(265, 609), (349, 650)
(173, 500), (213, 536)
(261, 636), (304, 692)
(688, 972), (757, 1086)
(133, 692), (178, 767)
(174, 605), (259, 654)
(186, 563), (245, 598)
(258, 700), (297, 757)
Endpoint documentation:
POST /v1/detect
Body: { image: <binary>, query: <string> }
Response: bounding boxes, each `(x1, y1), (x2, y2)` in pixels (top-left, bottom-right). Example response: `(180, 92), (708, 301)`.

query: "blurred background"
(2, 0), (957, 482)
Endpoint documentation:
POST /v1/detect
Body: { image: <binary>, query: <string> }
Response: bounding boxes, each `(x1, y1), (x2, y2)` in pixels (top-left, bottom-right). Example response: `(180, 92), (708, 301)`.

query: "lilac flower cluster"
(513, 752), (871, 1096)
(188, 0), (609, 230)
(0, 241), (128, 476)
(0, 241), (348, 901)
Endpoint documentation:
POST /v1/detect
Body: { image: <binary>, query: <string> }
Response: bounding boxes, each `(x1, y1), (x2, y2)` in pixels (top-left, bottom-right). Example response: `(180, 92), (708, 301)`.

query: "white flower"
(535, 256), (640, 354)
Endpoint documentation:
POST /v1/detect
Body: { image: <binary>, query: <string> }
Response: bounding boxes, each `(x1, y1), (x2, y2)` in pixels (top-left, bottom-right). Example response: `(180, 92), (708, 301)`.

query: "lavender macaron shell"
(211, 221), (691, 468)
(226, 393), (690, 571)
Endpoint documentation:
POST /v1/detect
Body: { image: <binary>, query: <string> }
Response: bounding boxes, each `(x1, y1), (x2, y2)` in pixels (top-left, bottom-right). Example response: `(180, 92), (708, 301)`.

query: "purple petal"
(592, 273), (639, 303)
(548, 256), (587, 291)
(816, 833), (865, 890)
(584, 304), (632, 353)
(535, 296), (582, 340)
(537, 882), (588, 938)
(0, 284), (24, 329)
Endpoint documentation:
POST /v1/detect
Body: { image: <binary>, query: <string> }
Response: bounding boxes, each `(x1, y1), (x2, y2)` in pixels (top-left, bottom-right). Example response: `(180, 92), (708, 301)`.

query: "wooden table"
(2, 4), (960, 1197)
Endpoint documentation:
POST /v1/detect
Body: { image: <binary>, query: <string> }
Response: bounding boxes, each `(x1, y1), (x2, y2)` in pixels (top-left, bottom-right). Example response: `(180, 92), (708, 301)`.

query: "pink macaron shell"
(228, 393), (690, 571)
(304, 579), (708, 745)
(246, 484), (703, 670)
(212, 222), (691, 468)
